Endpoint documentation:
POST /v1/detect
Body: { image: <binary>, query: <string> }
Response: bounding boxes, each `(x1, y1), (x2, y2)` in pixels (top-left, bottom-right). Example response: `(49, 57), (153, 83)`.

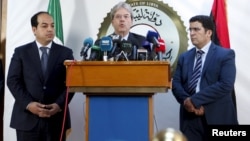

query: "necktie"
(40, 47), (48, 76)
(188, 50), (204, 94)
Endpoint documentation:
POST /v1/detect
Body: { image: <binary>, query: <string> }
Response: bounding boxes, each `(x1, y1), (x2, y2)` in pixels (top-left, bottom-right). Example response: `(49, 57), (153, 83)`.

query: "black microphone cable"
(60, 60), (77, 141)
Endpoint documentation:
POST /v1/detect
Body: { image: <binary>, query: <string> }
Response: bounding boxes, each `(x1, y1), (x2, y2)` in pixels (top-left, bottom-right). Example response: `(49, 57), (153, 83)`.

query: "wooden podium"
(64, 60), (171, 141)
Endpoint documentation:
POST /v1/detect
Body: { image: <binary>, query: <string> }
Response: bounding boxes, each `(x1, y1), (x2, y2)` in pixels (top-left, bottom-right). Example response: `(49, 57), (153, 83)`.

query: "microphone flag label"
(100, 36), (113, 52)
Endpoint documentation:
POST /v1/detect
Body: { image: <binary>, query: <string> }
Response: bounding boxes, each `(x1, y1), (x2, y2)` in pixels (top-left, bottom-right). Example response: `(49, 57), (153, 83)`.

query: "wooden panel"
(64, 60), (171, 89)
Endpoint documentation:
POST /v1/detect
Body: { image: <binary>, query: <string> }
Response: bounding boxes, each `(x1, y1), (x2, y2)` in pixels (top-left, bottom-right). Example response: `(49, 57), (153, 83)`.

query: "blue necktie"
(188, 50), (204, 94)
(40, 47), (48, 76)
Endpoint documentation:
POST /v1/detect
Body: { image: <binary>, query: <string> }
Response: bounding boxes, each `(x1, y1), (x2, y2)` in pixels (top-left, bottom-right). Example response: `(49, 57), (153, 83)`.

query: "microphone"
(142, 40), (155, 60)
(100, 36), (112, 61)
(137, 48), (148, 61)
(146, 30), (159, 47)
(80, 37), (94, 60)
(121, 40), (133, 54)
(117, 40), (133, 61)
(142, 40), (152, 52)
(155, 38), (166, 61)
(113, 40), (132, 61)
(132, 45), (137, 60)
(89, 45), (101, 61)
(110, 34), (122, 40)
(109, 34), (122, 59)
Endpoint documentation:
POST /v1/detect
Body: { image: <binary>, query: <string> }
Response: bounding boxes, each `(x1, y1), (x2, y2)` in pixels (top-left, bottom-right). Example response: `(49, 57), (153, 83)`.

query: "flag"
(210, 0), (230, 48)
(210, 0), (237, 111)
(47, 0), (71, 138)
(47, 0), (64, 45)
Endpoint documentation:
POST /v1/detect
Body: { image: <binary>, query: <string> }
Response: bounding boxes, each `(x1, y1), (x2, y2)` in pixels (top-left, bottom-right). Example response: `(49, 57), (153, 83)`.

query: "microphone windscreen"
(100, 36), (113, 52)
(89, 45), (101, 60)
(155, 38), (166, 52)
(121, 40), (133, 53)
(146, 30), (159, 43)
(110, 34), (121, 54)
(83, 37), (94, 47)
(111, 34), (122, 40)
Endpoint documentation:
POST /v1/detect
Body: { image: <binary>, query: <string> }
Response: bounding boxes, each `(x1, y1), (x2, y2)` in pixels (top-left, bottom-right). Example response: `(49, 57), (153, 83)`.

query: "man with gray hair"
(94, 2), (146, 61)
(110, 1), (145, 46)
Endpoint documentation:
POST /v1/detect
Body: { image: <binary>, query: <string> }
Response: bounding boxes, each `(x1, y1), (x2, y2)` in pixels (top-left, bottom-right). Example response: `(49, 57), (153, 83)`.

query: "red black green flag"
(210, 0), (230, 48)
(210, 0), (237, 111)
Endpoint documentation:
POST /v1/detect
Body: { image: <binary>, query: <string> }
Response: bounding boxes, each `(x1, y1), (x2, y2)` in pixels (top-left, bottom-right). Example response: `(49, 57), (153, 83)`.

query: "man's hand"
(26, 102), (50, 117)
(183, 98), (205, 116)
(183, 97), (195, 112)
(45, 103), (62, 116)
(194, 106), (205, 116)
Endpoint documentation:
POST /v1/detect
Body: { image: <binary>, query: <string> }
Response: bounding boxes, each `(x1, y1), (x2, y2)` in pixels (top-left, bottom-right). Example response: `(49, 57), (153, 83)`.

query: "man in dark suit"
(7, 11), (74, 141)
(93, 2), (146, 61)
(109, 1), (145, 47)
(172, 15), (238, 141)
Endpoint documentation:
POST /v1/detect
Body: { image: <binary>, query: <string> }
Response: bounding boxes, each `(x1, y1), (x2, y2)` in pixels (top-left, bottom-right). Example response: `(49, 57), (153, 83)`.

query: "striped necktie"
(188, 50), (204, 94)
(40, 47), (48, 76)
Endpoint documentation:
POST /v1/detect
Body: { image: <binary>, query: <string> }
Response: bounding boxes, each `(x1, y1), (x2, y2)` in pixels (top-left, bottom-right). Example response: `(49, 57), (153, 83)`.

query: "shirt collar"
(196, 41), (211, 54)
(36, 41), (52, 49)
(122, 33), (129, 40)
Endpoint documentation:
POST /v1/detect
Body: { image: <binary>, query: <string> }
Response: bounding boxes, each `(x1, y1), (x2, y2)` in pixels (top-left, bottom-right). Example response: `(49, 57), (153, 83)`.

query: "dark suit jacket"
(172, 42), (238, 126)
(7, 41), (74, 131)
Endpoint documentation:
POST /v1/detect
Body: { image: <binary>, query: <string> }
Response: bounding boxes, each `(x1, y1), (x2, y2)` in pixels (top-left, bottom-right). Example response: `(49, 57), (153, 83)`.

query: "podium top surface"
(64, 60), (170, 66)
(64, 60), (171, 93)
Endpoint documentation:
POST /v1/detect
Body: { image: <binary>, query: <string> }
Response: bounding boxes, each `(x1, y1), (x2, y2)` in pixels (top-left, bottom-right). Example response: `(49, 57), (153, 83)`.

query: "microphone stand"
(81, 52), (88, 61)
(103, 51), (108, 61)
(157, 51), (163, 61)
(115, 51), (129, 61)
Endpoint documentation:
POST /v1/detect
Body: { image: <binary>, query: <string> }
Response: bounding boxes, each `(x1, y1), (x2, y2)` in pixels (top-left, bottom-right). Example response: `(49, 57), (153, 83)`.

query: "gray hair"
(110, 1), (134, 20)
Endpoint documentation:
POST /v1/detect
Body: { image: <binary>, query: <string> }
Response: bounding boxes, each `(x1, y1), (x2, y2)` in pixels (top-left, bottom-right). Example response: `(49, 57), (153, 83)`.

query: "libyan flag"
(48, 0), (64, 45)
(210, 0), (237, 111)
(210, 0), (230, 48)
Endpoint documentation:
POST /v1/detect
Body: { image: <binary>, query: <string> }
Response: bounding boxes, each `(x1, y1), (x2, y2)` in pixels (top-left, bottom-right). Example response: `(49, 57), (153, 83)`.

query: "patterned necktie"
(188, 50), (204, 94)
(40, 47), (48, 76)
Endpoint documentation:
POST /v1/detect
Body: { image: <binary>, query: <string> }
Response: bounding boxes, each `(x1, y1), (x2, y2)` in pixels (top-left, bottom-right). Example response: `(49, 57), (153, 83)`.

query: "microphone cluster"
(80, 37), (93, 61)
(80, 30), (166, 61)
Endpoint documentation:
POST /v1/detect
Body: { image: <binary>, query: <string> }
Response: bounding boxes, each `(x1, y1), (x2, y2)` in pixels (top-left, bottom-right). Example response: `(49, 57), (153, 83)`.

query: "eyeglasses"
(114, 14), (131, 20)
(188, 27), (201, 32)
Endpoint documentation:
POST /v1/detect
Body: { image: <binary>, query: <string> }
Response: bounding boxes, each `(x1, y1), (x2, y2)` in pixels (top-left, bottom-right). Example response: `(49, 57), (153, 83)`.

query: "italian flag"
(47, 0), (70, 138)
(48, 0), (64, 45)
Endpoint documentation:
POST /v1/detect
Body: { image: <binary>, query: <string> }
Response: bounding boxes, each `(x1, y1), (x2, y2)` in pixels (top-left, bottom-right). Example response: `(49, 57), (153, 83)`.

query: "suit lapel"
(28, 42), (45, 81)
(127, 32), (133, 41)
(201, 43), (216, 76)
(44, 43), (60, 80)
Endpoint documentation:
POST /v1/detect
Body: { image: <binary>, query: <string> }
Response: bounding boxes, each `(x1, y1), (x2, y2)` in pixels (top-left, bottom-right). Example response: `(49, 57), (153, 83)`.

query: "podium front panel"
(86, 95), (153, 141)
